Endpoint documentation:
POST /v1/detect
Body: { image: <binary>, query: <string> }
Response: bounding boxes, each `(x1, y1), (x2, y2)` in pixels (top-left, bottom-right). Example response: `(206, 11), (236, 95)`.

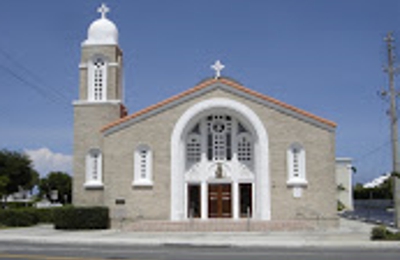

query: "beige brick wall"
(73, 103), (121, 206)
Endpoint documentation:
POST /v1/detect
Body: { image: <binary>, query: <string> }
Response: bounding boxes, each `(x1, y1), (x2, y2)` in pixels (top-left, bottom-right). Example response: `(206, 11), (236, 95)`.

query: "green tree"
(39, 172), (72, 204)
(353, 178), (393, 200)
(0, 150), (35, 205)
(24, 170), (39, 192)
(0, 175), (9, 201)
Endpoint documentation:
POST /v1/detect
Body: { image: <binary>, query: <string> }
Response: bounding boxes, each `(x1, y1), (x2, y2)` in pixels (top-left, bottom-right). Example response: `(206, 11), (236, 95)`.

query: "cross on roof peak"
(211, 60), (225, 79)
(97, 3), (110, 19)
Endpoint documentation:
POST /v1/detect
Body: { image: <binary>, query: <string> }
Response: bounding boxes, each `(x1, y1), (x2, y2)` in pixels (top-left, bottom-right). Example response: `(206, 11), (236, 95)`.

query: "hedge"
(0, 208), (39, 227)
(54, 206), (109, 230)
(0, 206), (109, 229)
(35, 208), (58, 223)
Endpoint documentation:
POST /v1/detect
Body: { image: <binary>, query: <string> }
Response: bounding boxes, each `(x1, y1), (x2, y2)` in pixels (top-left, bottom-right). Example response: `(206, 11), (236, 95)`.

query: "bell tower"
(73, 4), (124, 206)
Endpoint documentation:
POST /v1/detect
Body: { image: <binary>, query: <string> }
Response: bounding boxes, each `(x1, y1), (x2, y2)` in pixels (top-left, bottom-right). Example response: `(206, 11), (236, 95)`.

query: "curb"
(0, 235), (399, 249)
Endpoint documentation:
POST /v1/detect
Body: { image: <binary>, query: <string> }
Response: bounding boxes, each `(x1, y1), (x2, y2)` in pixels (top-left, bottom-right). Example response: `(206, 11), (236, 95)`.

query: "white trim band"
(73, 100), (122, 106)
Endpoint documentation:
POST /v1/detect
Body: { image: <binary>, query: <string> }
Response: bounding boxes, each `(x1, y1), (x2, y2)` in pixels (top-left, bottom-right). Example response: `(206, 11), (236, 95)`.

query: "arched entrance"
(171, 97), (270, 221)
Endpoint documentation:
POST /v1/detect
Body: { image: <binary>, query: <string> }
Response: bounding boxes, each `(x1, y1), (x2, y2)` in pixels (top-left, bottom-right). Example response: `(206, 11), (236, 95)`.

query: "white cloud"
(24, 148), (72, 177)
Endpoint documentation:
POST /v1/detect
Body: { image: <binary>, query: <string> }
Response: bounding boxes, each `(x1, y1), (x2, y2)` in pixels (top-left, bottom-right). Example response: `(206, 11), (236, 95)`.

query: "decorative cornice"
(108, 62), (119, 67)
(73, 100), (122, 106)
(79, 63), (88, 69)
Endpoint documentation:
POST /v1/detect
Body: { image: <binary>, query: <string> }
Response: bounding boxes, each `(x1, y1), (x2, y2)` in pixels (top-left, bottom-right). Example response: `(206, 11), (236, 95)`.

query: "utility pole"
(383, 32), (400, 228)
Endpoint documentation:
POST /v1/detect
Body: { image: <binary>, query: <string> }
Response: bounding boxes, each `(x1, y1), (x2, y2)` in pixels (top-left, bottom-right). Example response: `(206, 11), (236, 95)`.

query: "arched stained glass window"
(133, 145), (153, 186)
(88, 57), (107, 101)
(237, 133), (252, 163)
(206, 115), (232, 161)
(185, 114), (254, 168)
(287, 143), (307, 184)
(85, 148), (103, 187)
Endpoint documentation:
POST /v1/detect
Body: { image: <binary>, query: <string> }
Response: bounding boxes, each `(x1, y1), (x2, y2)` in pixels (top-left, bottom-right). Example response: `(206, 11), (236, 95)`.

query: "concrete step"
(122, 219), (314, 232)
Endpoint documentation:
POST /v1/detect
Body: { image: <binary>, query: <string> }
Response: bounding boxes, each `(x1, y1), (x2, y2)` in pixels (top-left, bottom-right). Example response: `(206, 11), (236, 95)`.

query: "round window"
(212, 120), (226, 133)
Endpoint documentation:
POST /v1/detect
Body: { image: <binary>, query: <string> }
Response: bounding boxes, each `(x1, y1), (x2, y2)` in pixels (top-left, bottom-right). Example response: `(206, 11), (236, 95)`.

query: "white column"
(171, 140), (185, 221)
(232, 119), (238, 161)
(200, 119), (206, 162)
(233, 182), (239, 219)
(201, 181), (208, 219)
(183, 182), (188, 219)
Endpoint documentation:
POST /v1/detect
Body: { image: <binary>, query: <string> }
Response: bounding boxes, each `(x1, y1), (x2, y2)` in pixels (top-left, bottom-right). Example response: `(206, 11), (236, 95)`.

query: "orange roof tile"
(101, 78), (336, 133)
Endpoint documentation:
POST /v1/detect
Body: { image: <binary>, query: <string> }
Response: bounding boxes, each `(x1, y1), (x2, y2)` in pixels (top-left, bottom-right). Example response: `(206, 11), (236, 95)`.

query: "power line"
(0, 43), (74, 155)
(0, 47), (71, 106)
(0, 63), (54, 102)
(352, 140), (391, 164)
(0, 47), (70, 100)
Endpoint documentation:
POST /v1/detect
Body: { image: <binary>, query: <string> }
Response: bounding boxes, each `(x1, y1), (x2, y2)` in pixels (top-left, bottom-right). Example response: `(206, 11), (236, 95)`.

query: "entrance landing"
(121, 219), (314, 232)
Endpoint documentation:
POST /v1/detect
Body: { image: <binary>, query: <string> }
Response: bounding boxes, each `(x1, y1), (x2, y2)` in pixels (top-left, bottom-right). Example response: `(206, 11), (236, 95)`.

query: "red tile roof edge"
(101, 78), (336, 133)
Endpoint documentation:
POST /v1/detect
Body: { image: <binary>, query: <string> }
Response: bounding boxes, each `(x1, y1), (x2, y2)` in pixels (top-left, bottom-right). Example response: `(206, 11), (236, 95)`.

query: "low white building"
(336, 158), (354, 211)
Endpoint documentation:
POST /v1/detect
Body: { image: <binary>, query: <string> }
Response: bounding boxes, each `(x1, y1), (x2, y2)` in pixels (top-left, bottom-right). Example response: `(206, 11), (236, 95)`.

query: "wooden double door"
(208, 184), (232, 218)
(187, 183), (252, 219)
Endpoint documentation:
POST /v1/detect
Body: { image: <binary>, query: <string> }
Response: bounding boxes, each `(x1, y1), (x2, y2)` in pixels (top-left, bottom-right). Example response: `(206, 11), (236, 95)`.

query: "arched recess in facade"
(171, 97), (271, 221)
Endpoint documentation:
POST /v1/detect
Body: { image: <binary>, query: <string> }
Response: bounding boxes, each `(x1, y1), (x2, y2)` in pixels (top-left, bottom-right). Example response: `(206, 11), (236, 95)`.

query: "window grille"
(238, 134), (252, 162)
(287, 144), (307, 185)
(187, 135), (201, 163)
(185, 114), (253, 167)
(206, 115), (232, 161)
(85, 149), (102, 187)
(133, 145), (153, 186)
(89, 57), (107, 101)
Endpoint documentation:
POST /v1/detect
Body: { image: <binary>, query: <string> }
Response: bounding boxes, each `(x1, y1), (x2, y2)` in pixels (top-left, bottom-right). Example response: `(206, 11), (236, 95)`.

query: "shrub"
(54, 206), (109, 230)
(0, 208), (39, 227)
(371, 225), (400, 240)
(391, 232), (400, 240)
(371, 225), (390, 240)
(337, 200), (345, 212)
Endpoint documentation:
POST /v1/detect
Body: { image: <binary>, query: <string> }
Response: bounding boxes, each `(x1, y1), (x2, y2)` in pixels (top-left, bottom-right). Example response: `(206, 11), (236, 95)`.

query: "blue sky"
(1, 0), (400, 183)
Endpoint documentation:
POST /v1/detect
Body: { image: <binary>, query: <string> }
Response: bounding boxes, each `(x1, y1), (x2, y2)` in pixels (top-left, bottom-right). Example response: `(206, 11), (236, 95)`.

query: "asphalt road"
(0, 242), (399, 260)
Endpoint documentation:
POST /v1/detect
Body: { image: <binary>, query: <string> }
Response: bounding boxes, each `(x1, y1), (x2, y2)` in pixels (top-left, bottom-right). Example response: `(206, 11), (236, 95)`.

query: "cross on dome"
(211, 60), (225, 79)
(97, 3), (110, 19)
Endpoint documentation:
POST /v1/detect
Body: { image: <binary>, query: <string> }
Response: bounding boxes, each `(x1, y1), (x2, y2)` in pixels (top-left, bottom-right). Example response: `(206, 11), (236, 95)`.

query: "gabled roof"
(101, 77), (336, 134)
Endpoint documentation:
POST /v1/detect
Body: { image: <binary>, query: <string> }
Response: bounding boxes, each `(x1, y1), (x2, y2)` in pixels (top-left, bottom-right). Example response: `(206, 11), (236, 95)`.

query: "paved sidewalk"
(0, 218), (399, 248)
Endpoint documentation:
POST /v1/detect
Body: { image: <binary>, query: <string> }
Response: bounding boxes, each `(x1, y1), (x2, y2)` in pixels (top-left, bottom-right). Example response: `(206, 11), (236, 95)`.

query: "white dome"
(84, 17), (118, 45)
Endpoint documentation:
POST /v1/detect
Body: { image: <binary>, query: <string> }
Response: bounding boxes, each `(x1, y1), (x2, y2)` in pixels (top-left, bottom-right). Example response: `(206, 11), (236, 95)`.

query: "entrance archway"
(171, 97), (270, 220)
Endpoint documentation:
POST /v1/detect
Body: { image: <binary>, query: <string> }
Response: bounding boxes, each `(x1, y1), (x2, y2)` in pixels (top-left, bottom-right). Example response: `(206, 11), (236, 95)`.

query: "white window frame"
(133, 144), (153, 186)
(237, 132), (253, 166)
(286, 143), (307, 186)
(88, 56), (107, 102)
(186, 133), (201, 168)
(85, 148), (103, 188)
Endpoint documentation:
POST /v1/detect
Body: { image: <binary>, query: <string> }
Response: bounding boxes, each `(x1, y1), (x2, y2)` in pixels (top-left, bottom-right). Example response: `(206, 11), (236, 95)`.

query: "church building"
(73, 5), (338, 230)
